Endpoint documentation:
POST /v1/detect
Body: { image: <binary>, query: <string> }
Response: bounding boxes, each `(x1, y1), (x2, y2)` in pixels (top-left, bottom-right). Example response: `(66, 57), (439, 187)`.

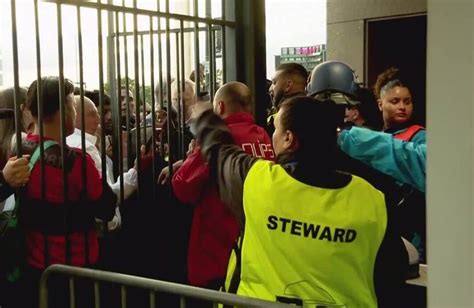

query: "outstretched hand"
(157, 159), (184, 185)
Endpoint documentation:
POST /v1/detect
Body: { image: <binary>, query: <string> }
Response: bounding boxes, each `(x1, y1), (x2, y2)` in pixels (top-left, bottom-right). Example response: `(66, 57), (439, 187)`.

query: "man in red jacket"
(172, 82), (274, 304)
(19, 77), (116, 308)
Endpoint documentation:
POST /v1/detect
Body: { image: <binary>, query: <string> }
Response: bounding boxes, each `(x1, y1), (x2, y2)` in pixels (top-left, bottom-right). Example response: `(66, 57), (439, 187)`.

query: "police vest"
(237, 160), (387, 307)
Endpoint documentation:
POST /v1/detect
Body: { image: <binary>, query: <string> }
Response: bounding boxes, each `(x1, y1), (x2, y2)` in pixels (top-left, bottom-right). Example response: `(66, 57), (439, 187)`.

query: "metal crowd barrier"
(39, 264), (291, 308)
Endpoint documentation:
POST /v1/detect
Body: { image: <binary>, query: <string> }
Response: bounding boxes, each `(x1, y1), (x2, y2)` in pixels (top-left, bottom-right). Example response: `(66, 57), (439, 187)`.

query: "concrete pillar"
(426, 0), (474, 306)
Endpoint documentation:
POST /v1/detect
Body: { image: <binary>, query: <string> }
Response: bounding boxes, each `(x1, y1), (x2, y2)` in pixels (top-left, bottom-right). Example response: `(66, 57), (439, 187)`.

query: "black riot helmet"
(307, 61), (360, 102)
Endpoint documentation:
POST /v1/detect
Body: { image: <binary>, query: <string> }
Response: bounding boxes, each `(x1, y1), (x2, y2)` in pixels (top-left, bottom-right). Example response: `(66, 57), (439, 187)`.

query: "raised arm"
(338, 127), (426, 192)
(196, 110), (258, 226)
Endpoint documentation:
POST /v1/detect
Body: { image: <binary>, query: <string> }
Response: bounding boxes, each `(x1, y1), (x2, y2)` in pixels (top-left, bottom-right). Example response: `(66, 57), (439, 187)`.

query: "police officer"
(195, 95), (407, 307)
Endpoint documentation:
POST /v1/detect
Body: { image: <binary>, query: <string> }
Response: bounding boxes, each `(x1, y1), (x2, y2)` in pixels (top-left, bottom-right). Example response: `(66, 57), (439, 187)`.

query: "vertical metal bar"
(97, 0), (107, 185)
(221, 0), (226, 84)
(140, 34), (147, 146)
(69, 277), (76, 308)
(94, 281), (100, 308)
(149, 291), (155, 308)
(96, 0), (109, 239)
(175, 32), (182, 159)
(221, 0), (227, 84)
(221, 0), (225, 21)
(212, 28), (216, 93)
(34, 0), (50, 268)
(33, 0), (51, 267)
(208, 24), (215, 102)
(157, 0), (165, 159)
(193, 0), (200, 98)
(77, 6), (86, 208)
(33, 0), (49, 268)
(180, 296), (186, 308)
(205, 0), (211, 79)
(234, 0), (266, 125)
(10, 0), (22, 158)
(149, 16), (157, 199)
(56, 1), (70, 264)
(33, 0), (46, 202)
(115, 11), (125, 204)
(122, 0), (132, 170)
(121, 285), (127, 308)
(107, 0), (118, 179)
(133, 0), (141, 195)
(77, 4), (89, 265)
(179, 20), (186, 157)
(220, 26), (226, 86)
(165, 0), (173, 178)
(223, 0), (236, 82)
(157, 0), (164, 110)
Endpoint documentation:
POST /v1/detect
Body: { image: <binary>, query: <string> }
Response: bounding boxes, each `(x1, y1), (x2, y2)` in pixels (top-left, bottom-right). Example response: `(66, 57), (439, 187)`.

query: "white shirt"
(67, 129), (138, 231)
(0, 195), (15, 213)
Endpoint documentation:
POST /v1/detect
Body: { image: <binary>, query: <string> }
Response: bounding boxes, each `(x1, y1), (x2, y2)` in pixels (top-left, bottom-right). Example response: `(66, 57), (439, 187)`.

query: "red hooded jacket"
(172, 112), (274, 287)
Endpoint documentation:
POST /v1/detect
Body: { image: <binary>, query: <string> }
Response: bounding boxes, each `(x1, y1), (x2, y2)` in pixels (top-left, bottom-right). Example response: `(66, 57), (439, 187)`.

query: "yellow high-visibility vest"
(237, 160), (387, 307)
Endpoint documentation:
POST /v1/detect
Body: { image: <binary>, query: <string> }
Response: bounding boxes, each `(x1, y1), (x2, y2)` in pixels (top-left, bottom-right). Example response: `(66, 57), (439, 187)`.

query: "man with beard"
(267, 63), (308, 134)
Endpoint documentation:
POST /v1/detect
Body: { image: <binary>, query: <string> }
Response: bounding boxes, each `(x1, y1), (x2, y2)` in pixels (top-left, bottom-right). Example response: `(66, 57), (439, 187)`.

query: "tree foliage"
(104, 77), (153, 106)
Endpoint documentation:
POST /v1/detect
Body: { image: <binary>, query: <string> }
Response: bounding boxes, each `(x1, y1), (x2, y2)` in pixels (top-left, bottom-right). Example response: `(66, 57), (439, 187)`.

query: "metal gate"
(8, 0), (237, 199)
(1, 0), (250, 305)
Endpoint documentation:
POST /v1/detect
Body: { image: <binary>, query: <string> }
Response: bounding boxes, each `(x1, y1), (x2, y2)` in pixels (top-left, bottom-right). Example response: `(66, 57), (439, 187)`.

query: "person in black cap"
(344, 87), (383, 131)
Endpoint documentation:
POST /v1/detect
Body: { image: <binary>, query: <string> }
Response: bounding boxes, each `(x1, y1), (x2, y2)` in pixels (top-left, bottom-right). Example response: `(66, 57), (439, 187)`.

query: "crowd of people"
(0, 60), (426, 308)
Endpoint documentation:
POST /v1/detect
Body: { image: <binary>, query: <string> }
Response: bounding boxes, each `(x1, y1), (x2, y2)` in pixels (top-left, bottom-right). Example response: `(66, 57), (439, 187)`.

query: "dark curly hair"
(373, 67), (411, 99)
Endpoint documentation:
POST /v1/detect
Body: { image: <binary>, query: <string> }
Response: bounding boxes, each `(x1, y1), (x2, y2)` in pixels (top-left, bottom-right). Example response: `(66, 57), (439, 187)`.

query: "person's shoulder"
(69, 147), (96, 163)
(37, 143), (77, 170)
(340, 126), (382, 140)
(68, 147), (101, 178)
(411, 128), (426, 144)
(349, 174), (385, 197)
(248, 159), (276, 174)
(247, 122), (271, 139)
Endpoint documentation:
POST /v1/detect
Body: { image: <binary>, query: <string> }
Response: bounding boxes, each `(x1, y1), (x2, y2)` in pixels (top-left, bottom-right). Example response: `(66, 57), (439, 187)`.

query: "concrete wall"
(328, 0), (474, 305)
(326, 0), (427, 81)
(426, 0), (473, 306)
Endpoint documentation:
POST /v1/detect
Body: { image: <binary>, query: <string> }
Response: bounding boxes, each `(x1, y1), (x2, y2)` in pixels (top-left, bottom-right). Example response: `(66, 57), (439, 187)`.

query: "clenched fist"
(3, 155), (31, 188)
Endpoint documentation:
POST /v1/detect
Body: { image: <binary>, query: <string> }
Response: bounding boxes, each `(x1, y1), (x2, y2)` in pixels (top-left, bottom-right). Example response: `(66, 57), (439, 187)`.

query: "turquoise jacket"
(338, 126), (426, 192)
